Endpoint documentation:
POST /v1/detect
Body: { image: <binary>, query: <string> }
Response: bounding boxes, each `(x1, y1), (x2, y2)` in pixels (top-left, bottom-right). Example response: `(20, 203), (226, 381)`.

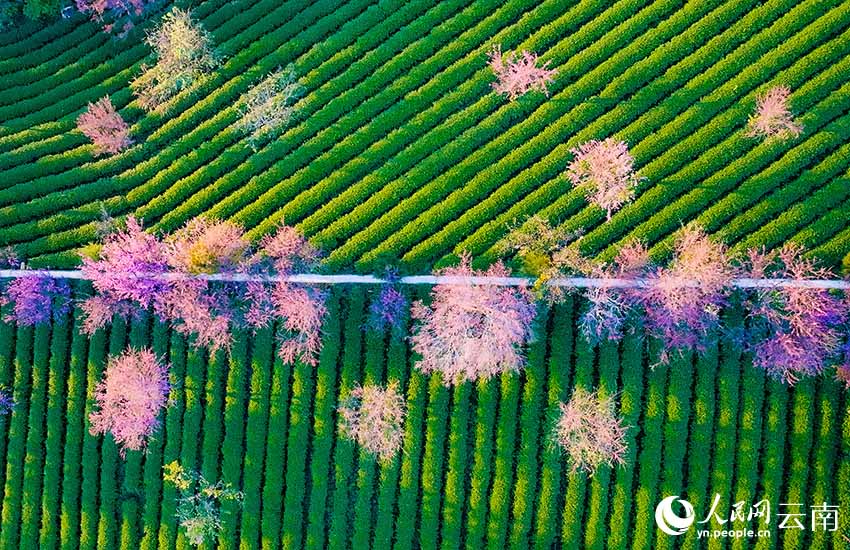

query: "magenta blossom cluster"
(81, 216), (327, 364)
(1, 274), (72, 326)
(76, 0), (151, 37)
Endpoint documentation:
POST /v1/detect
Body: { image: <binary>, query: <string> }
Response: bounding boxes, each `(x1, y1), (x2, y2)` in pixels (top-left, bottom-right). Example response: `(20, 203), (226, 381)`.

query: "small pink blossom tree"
(488, 44), (556, 101)
(89, 348), (170, 456)
(745, 244), (849, 384)
(245, 225), (327, 365)
(553, 386), (629, 475)
(579, 240), (650, 344)
(411, 255), (536, 385)
(338, 382), (406, 462)
(746, 86), (803, 141)
(76, 97), (133, 155)
(567, 138), (641, 220)
(638, 226), (736, 363)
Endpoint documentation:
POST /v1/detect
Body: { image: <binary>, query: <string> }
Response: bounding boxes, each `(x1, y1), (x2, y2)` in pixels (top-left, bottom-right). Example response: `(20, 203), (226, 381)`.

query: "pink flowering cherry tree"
(80, 216), (169, 334)
(488, 44), (556, 101)
(411, 255), (536, 385)
(553, 386), (629, 475)
(157, 218), (252, 352)
(579, 240), (650, 344)
(89, 348), (170, 456)
(338, 382), (406, 462)
(76, 97), (133, 155)
(638, 226), (736, 364)
(745, 244), (849, 385)
(567, 138), (642, 220)
(76, 0), (150, 36)
(746, 86), (803, 141)
(245, 225), (327, 366)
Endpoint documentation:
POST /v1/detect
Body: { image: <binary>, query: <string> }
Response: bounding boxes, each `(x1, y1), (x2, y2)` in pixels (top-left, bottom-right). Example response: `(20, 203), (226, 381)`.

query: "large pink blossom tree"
(411, 255), (536, 385)
(89, 348), (170, 456)
(244, 225), (327, 365)
(638, 226), (736, 363)
(745, 244), (849, 384)
(567, 138), (641, 220)
(76, 96), (133, 155)
(80, 216), (169, 334)
(488, 44), (556, 101)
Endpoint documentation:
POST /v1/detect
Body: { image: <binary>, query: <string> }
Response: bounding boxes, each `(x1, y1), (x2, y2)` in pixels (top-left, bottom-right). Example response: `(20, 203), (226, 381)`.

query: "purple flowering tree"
(0, 387), (13, 416)
(2, 274), (72, 326)
(745, 245), (849, 385)
(638, 226), (736, 364)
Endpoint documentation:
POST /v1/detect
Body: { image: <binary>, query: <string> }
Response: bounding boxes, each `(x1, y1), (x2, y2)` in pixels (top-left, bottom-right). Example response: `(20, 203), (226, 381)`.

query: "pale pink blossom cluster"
(411, 255), (536, 385)
(746, 86), (803, 140)
(567, 138), (641, 220)
(76, 96), (133, 155)
(488, 44), (556, 101)
(338, 382), (406, 462)
(76, 0), (147, 37)
(553, 387), (628, 475)
(89, 348), (170, 456)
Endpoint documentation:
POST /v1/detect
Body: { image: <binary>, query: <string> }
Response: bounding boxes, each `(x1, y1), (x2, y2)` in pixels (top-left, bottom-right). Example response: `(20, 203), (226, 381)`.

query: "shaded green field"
(0, 285), (846, 549)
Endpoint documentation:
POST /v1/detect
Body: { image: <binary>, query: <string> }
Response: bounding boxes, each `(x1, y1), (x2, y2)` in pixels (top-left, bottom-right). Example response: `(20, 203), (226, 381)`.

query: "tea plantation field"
(0, 0), (849, 270)
(0, 286), (846, 549)
(1, 0), (849, 548)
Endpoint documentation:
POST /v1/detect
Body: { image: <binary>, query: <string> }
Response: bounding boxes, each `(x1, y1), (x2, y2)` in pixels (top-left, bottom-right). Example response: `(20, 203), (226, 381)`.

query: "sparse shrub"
(338, 382), (406, 462)
(567, 138), (642, 220)
(88, 348), (170, 456)
(163, 461), (243, 547)
(488, 44), (556, 101)
(0, 246), (21, 269)
(746, 85), (803, 140)
(76, 96), (132, 155)
(2, 274), (72, 326)
(836, 364), (850, 390)
(238, 65), (303, 150)
(745, 244), (848, 384)
(131, 8), (219, 111)
(411, 255), (536, 385)
(552, 387), (628, 475)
